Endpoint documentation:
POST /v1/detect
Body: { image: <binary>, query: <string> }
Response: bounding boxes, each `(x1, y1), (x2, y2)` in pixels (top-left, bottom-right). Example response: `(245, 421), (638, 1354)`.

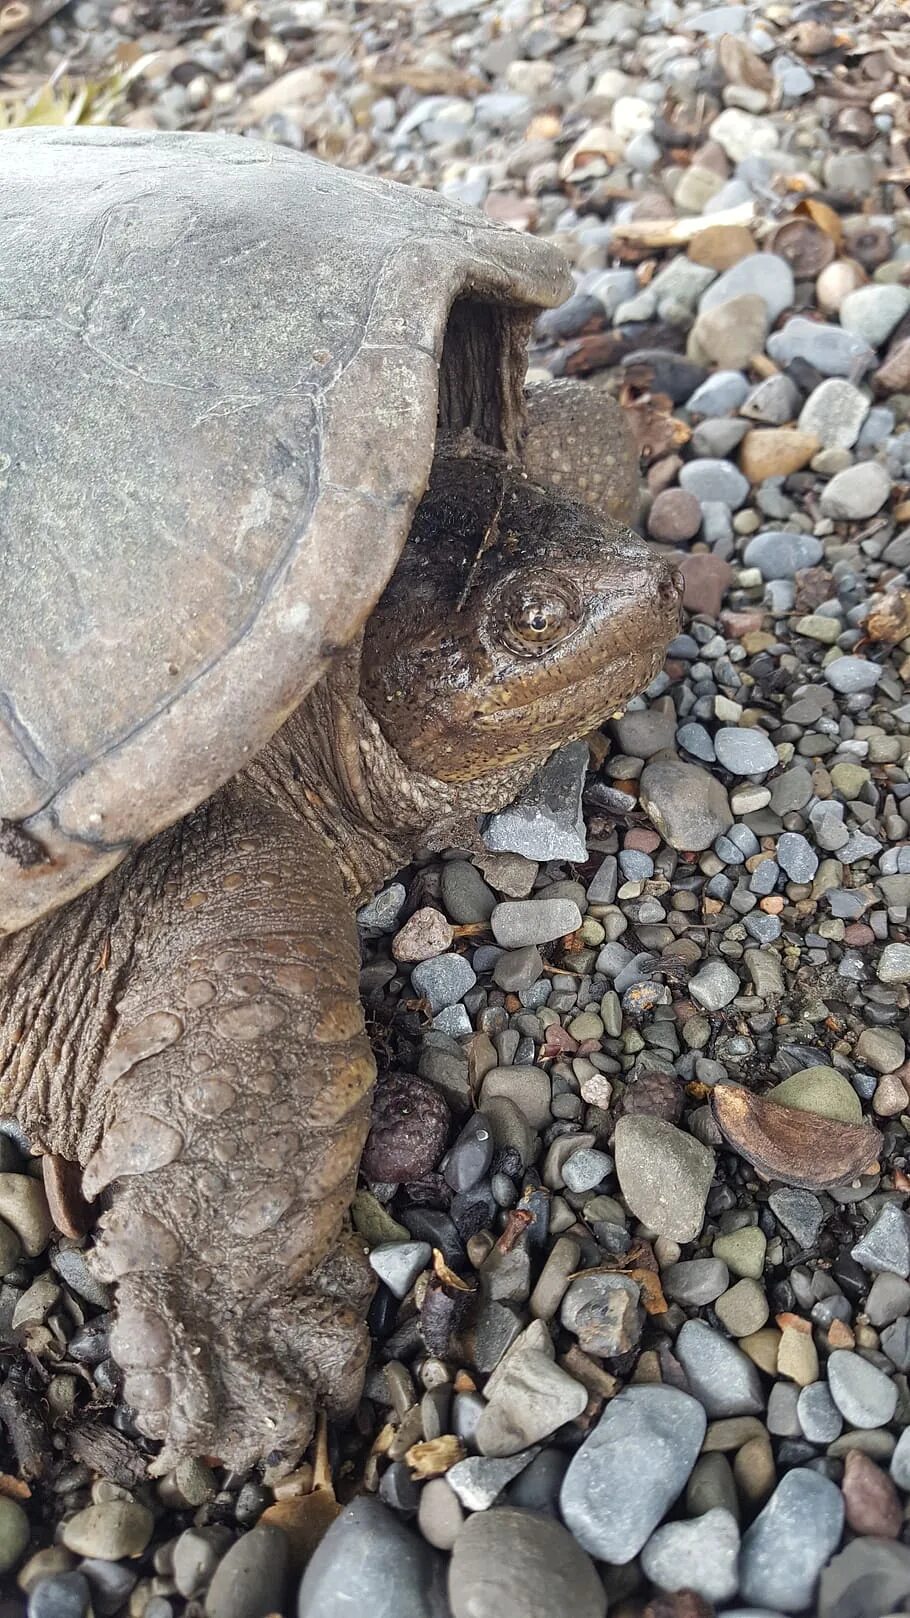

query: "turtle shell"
(0, 128), (569, 933)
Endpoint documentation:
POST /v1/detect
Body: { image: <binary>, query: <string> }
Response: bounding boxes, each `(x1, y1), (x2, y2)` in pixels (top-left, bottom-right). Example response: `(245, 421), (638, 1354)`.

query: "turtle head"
(360, 444), (683, 789)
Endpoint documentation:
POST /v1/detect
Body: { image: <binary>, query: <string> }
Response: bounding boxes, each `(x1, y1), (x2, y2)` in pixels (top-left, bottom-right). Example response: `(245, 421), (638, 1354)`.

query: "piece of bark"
(68, 1420), (148, 1487)
(0, 1359), (52, 1480)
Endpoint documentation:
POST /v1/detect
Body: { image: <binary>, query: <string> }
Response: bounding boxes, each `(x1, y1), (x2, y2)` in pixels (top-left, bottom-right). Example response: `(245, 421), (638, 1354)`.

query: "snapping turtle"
(0, 128), (681, 1468)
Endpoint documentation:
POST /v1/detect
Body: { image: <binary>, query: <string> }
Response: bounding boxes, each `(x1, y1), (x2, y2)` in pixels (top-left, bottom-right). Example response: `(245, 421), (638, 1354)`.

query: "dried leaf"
(795, 197), (844, 249)
(865, 588), (910, 644)
(260, 1493), (340, 1575)
(0, 1473), (30, 1500)
(712, 1083), (882, 1190)
(405, 1435), (464, 1477)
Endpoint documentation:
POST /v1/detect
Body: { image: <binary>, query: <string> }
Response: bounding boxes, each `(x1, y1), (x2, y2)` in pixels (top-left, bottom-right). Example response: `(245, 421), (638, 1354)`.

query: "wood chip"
(260, 1492), (340, 1576)
(612, 201), (755, 247)
(69, 1420), (148, 1488)
(0, 0), (68, 60)
(405, 1435), (464, 1477)
(711, 1083), (882, 1190)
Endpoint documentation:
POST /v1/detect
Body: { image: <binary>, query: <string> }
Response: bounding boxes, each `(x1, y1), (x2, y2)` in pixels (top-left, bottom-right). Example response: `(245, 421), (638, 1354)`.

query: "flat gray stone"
(411, 953), (476, 1013)
(798, 379), (870, 449)
(675, 1319), (765, 1417)
(641, 1506), (740, 1604)
(700, 252), (794, 323)
(851, 1202), (910, 1277)
(448, 1508), (606, 1618)
(797, 1381), (843, 1444)
(298, 1498), (440, 1618)
(491, 899), (583, 948)
(614, 1116), (714, 1242)
(560, 1385), (706, 1562)
(827, 1350), (897, 1429)
(484, 742), (588, 862)
(689, 959), (740, 1010)
(639, 758), (732, 851)
(819, 462), (892, 521)
(206, 1526), (288, 1618)
(767, 317), (875, 378)
(474, 1349), (587, 1457)
(662, 1258), (730, 1306)
(740, 1470), (844, 1615)
(742, 531), (824, 580)
(447, 1449), (538, 1510)
(818, 1538), (910, 1618)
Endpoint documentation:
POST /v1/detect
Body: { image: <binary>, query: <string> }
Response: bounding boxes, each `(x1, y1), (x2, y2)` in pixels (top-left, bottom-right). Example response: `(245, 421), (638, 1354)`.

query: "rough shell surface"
(0, 127), (569, 933)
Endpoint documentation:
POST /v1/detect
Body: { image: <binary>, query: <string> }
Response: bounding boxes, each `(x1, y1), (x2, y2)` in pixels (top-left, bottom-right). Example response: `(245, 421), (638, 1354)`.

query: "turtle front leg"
(78, 782), (376, 1470)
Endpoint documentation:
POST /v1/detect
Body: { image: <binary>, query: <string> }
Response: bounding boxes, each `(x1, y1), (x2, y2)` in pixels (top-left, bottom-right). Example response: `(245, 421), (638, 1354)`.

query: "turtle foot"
(110, 1267), (371, 1473)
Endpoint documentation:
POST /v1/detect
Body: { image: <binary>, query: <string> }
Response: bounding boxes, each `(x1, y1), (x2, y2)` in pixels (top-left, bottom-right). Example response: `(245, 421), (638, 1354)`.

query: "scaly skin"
(0, 433), (681, 1470)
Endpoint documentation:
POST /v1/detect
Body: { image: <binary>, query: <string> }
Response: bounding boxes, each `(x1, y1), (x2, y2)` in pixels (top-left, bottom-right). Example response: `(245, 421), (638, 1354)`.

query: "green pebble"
(768, 1065), (861, 1125)
(351, 1191), (410, 1248)
(600, 992), (622, 1038)
(714, 1278), (770, 1338)
(0, 1497), (29, 1573)
(830, 762), (870, 799)
(682, 1015), (711, 1050)
(568, 1012), (604, 1042)
(796, 614), (840, 644)
(712, 1226), (767, 1280)
(580, 918), (605, 946)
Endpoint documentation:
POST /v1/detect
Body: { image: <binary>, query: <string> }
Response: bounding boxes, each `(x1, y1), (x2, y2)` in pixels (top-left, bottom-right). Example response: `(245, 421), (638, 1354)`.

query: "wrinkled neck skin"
(244, 640), (538, 905)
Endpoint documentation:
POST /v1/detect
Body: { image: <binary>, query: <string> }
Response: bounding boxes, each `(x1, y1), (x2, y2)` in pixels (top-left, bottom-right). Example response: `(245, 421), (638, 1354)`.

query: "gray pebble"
(641, 1506), (740, 1605)
(27, 1576), (90, 1618)
(369, 1241), (432, 1298)
(699, 253), (795, 323)
(797, 1381), (843, 1444)
(560, 1385), (706, 1561)
(839, 283), (910, 347)
(663, 1258), (730, 1306)
(768, 1188), (825, 1248)
(679, 458), (749, 508)
(491, 899), (582, 948)
(411, 953), (476, 1013)
(798, 379), (870, 449)
(475, 1349), (587, 1457)
(206, 1528), (289, 1618)
(767, 317), (875, 378)
(448, 1508), (605, 1618)
(819, 462), (892, 521)
(614, 1115), (714, 1242)
(173, 1528), (233, 1600)
(561, 1147), (612, 1193)
(689, 959), (740, 1010)
(742, 531), (824, 580)
(484, 742), (588, 862)
(675, 1319), (765, 1416)
(714, 726), (778, 777)
(851, 1202), (910, 1277)
(639, 758), (732, 850)
(739, 1469), (844, 1613)
(827, 1349), (897, 1429)
(447, 1449), (537, 1510)
(441, 861), (496, 924)
(824, 656), (882, 695)
(775, 832), (818, 883)
(877, 943), (910, 983)
(298, 1498), (439, 1618)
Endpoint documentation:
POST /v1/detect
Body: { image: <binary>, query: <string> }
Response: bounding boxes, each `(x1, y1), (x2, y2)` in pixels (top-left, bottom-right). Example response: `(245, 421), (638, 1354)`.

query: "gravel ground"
(3, 1), (910, 1615)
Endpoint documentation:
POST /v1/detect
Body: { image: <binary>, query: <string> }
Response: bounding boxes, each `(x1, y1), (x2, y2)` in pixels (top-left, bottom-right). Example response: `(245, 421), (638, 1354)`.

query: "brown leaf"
(260, 1493), (341, 1575)
(865, 588), (910, 644)
(712, 1083), (881, 1190)
(405, 1435), (465, 1478)
(0, 1473), (30, 1499)
(796, 197), (844, 248)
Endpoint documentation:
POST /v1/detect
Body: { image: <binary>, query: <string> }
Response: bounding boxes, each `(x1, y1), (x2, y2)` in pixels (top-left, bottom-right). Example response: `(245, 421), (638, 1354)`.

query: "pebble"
(369, 1241), (431, 1298)
(818, 1539), (910, 1618)
(851, 1203), (910, 1277)
(491, 899), (582, 948)
(877, 943), (910, 983)
(715, 1278), (769, 1337)
(689, 959), (740, 1010)
(411, 953), (476, 1013)
(61, 1503), (153, 1563)
(26, 1574), (92, 1618)
(819, 462), (892, 520)
(742, 531), (824, 579)
(638, 759), (732, 851)
(841, 1449), (902, 1538)
(827, 1350), (898, 1429)
(767, 317), (875, 377)
(417, 1479), (463, 1552)
(614, 1116), (714, 1242)
(768, 1065), (862, 1125)
(447, 1451), (537, 1511)
(560, 1385), (706, 1562)
(739, 1469), (844, 1613)
(648, 488), (702, 543)
(675, 1319), (765, 1416)
(0, 1497), (30, 1574)
(440, 861), (496, 924)
(839, 283), (910, 347)
(475, 1349), (587, 1456)
(172, 1528), (233, 1600)
(663, 1257), (730, 1305)
(679, 457), (749, 508)
(448, 1508), (605, 1618)
(298, 1498), (438, 1618)
(641, 1507), (740, 1604)
(0, 1174), (53, 1257)
(484, 742), (587, 862)
(798, 1380), (843, 1444)
(713, 1226), (767, 1279)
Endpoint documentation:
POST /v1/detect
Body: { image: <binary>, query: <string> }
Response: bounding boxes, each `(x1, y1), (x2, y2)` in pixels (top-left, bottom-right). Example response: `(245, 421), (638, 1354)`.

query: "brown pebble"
(647, 488), (702, 543)
(624, 828), (662, 854)
(843, 923), (875, 946)
(875, 336), (910, 394)
(688, 292), (768, 370)
(733, 1433), (776, 1511)
(740, 428), (820, 483)
(392, 907), (454, 963)
(842, 1450), (902, 1538)
(688, 223), (757, 270)
(677, 552), (734, 617)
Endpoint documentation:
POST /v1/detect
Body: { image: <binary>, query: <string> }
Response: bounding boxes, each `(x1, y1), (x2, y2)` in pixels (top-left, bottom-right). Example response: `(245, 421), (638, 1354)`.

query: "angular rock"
(614, 1115), (714, 1242)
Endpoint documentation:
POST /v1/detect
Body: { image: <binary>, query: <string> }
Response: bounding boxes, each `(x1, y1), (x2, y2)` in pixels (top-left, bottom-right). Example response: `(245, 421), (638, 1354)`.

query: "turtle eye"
(509, 591), (575, 649)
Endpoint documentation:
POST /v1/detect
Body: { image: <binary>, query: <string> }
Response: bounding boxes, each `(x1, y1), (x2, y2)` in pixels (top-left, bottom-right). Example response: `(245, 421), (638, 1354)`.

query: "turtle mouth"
(471, 641), (668, 733)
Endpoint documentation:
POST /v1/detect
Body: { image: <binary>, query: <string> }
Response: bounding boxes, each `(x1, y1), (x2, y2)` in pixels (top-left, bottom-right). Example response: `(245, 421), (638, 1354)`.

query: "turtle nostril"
(659, 569), (685, 607)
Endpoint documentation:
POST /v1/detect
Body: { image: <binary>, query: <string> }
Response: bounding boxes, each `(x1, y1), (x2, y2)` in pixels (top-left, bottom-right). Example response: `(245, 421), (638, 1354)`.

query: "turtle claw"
(111, 1270), (370, 1473)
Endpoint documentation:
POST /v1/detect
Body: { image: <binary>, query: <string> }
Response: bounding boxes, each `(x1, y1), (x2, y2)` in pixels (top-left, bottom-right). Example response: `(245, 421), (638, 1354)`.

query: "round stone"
(699, 251), (794, 322)
(448, 1507), (605, 1618)
(743, 531), (824, 580)
(715, 1278), (770, 1338)
(839, 283), (910, 347)
(61, 1502), (153, 1562)
(362, 1072), (450, 1182)
(639, 759), (732, 851)
(679, 458), (749, 509)
(824, 655), (883, 694)
(767, 1065), (861, 1124)
(27, 1575), (91, 1618)
(298, 1499), (439, 1618)
(714, 726), (779, 776)
(674, 1319), (765, 1417)
(647, 488), (702, 543)
(798, 379), (870, 449)
(0, 1496), (30, 1573)
(491, 899), (582, 949)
